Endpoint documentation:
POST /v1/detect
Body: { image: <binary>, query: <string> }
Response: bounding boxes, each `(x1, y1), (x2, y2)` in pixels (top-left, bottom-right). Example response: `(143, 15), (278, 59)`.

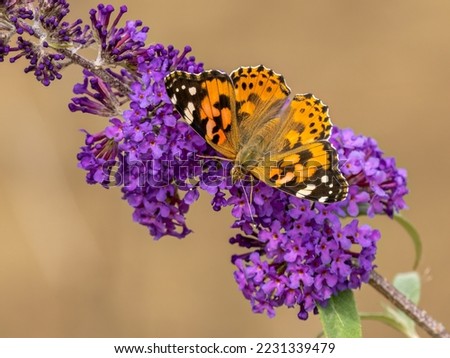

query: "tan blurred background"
(0, 0), (449, 338)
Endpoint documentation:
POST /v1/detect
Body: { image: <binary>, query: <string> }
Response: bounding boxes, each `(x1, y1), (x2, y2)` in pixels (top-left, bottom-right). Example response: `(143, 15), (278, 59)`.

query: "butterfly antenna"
(240, 178), (255, 223)
(250, 175), (255, 208)
(196, 154), (233, 162)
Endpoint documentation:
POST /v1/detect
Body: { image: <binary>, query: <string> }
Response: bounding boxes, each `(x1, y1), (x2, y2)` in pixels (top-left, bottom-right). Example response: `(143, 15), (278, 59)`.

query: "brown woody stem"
(58, 48), (131, 95)
(369, 270), (450, 338)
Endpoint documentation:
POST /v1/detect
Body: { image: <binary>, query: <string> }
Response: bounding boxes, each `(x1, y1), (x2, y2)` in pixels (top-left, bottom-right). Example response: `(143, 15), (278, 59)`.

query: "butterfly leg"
(196, 154), (234, 162)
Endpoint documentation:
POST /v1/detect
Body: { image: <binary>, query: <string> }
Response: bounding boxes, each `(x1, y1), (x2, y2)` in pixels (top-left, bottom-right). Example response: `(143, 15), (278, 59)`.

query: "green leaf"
(393, 214), (422, 269)
(393, 271), (421, 304)
(360, 312), (405, 332)
(360, 312), (419, 338)
(318, 290), (362, 338)
(384, 306), (419, 337)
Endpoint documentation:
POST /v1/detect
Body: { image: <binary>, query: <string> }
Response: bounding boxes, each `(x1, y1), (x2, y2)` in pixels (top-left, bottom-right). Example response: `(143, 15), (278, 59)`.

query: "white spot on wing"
(189, 87), (197, 95)
(296, 191), (306, 198)
(184, 102), (195, 124)
(171, 94), (177, 104)
(318, 197), (328, 203)
(181, 85), (186, 90)
(187, 102), (195, 112)
(321, 175), (329, 183)
(297, 189), (311, 197)
(296, 184), (316, 198)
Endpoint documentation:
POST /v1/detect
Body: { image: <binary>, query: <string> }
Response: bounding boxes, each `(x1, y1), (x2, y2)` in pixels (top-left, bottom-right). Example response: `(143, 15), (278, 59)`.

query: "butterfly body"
(165, 65), (348, 203)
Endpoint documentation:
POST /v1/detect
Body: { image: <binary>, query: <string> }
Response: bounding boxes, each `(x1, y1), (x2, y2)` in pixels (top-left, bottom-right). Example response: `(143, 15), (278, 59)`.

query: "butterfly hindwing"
(165, 70), (238, 158)
(252, 141), (348, 203)
(249, 90), (346, 202)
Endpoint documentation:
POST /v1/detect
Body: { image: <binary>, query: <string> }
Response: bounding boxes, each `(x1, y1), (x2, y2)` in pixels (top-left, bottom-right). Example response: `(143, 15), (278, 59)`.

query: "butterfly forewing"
(230, 66), (290, 145)
(165, 70), (239, 158)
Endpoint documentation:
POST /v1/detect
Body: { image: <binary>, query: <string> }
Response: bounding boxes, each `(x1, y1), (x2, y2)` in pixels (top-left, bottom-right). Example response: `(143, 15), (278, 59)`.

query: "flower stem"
(57, 47), (131, 94)
(369, 270), (450, 338)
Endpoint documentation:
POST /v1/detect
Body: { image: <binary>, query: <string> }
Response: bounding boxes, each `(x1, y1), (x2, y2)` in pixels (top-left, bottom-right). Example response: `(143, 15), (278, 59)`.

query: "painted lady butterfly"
(164, 65), (348, 203)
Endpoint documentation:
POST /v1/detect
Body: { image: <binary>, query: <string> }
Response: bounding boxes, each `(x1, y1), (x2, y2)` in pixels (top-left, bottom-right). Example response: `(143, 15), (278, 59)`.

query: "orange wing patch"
(275, 94), (332, 152)
(230, 65), (290, 120)
(199, 78), (235, 145)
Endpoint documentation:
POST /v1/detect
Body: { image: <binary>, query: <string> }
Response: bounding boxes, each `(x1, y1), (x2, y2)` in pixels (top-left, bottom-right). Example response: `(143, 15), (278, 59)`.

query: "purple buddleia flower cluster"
(228, 183), (382, 319)
(330, 127), (408, 217)
(0, 1), (150, 85)
(89, 4), (148, 64)
(0, 0), (30, 62)
(1, 1), (409, 320)
(70, 8), (206, 238)
(0, 0), (93, 85)
(222, 127), (407, 319)
(38, 0), (92, 45)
